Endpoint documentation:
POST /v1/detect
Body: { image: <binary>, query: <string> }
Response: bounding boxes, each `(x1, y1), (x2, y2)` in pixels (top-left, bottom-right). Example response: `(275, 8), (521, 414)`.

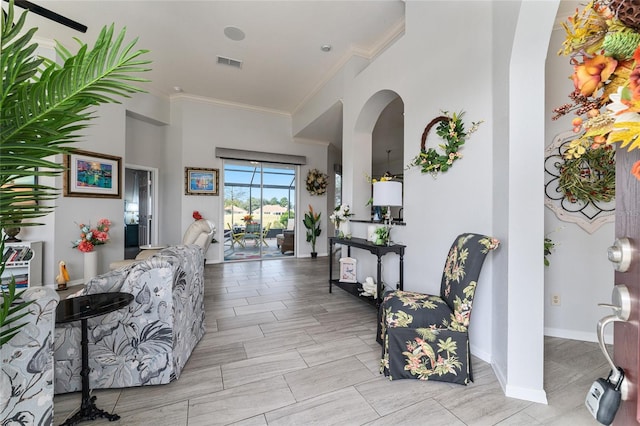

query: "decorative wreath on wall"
(306, 168), (328, 196)
(557, 138), (615, 204)
(406, 110), (482, 177)
(544, 131), (615, 234)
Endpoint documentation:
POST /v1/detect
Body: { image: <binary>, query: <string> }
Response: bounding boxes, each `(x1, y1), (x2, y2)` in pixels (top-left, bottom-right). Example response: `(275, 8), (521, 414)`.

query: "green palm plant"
(0, 0), (150, 346)
(303, 204), (321, 255)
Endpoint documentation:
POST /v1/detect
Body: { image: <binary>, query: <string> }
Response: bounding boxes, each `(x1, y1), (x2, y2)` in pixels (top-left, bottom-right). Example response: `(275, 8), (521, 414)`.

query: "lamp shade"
(127, 203), (139, 212)
(373, 181), (402, 207)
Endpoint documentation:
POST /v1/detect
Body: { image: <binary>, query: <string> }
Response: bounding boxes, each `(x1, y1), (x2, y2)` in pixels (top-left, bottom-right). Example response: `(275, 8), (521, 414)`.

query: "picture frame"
(185, 167), (219, 196)
(339, 257), (357, 283)
(2, 173), (38, 206)
(64, 150), (122, 198)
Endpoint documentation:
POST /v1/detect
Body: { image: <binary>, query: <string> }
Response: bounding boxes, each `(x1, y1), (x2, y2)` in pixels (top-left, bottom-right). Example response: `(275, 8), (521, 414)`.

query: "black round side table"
(56, 292), (134, 425)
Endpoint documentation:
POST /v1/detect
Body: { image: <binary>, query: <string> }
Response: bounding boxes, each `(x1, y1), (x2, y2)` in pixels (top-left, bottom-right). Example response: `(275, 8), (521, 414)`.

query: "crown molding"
(170, 93), (291, 117)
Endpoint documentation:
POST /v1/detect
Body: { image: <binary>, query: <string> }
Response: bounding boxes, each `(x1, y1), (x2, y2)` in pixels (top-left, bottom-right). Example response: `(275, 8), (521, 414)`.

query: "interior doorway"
(223, 160), (296, 261)
(124, 165), (158, 258)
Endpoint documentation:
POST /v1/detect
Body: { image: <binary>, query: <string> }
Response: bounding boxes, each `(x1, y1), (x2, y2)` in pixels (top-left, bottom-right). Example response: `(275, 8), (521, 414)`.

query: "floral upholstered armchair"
(1, 287), (59, 425)
(378, 233), (499, 385)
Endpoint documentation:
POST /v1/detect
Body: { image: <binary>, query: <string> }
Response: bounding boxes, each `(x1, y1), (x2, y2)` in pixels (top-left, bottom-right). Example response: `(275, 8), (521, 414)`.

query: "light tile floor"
(53, 257), (606, 425)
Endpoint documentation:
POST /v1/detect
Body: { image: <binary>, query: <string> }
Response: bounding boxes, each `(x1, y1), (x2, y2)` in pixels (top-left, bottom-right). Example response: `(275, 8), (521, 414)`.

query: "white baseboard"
(505, 384), (548, 404)
(470, 343), (491, 363)
(544, 327), (612, 345)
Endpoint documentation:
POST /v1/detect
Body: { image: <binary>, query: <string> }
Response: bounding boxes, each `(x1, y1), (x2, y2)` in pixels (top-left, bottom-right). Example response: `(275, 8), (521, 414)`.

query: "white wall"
(171, 96), (329, 261)
(339, 0), (496, 356)
(294, 0), (565, 403)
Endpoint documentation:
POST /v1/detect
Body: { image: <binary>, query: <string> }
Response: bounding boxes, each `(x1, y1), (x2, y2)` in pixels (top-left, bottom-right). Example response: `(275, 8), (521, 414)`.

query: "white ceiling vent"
(217, 55), (243, 69)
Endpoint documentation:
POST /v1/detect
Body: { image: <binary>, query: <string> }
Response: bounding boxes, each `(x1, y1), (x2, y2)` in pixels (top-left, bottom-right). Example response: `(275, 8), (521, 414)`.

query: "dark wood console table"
(328, 236), (405, 306)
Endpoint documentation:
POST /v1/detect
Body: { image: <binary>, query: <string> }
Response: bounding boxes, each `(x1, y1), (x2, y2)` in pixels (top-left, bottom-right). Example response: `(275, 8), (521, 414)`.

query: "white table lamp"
(373, 180), (402, 228)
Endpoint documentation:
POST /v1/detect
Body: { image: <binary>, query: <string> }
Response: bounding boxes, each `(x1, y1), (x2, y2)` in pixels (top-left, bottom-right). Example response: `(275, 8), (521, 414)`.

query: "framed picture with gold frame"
(185, 167), (219, 196)
(64, 150), (122, 198)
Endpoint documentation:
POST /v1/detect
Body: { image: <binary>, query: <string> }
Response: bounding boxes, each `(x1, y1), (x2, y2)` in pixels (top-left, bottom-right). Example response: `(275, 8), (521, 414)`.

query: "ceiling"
(16, 1), (405, 115)
(12, 1), (571, 170)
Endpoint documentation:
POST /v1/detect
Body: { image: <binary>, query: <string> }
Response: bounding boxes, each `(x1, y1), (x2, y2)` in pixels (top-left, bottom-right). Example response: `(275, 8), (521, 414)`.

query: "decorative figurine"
(56, 260), (70, 291)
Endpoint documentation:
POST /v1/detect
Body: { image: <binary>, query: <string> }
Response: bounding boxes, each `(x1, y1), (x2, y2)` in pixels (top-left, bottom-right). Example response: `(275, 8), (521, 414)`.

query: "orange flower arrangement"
(72, 218), (111, 252)
(554, 0), (640, 181)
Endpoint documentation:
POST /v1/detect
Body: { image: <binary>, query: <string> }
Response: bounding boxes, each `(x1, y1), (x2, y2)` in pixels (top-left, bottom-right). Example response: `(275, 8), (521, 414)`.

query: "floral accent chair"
(54, 245), (206, 393)
(378, 233), (500, 385)
(1, 286), (59, 425)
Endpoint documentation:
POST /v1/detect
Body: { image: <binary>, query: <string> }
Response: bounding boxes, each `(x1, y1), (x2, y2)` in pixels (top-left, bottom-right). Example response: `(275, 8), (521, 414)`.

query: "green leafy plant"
(544, 237), (556, 266)
(0, 0), (150, 347)
(374, 226), (390, 245)
(303, 204), (321, 254)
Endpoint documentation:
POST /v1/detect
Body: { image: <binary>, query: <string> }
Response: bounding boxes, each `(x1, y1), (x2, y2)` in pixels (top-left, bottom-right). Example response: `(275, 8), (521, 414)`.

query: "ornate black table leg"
(399, 253), (404, 290)
(61, 318), (120, 425)
(329, 239), (334, 293)
(376, 254), (382, 307)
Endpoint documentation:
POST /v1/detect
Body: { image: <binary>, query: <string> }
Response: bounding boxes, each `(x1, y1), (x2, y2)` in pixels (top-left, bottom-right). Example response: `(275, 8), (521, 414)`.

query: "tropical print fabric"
(379, 233), (499, 385)
(53, 245), (206, 394)
(1, 286), (59, 425)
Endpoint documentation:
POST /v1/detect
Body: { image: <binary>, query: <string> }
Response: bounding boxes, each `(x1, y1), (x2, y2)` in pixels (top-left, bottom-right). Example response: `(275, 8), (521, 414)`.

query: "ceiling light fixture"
(224, 26), (245, 41)
(321, 44), (332, 52)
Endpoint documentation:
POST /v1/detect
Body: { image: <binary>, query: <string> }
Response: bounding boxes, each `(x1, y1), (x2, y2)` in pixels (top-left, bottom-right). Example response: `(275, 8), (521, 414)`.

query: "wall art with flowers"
(72, 219), (111, 252)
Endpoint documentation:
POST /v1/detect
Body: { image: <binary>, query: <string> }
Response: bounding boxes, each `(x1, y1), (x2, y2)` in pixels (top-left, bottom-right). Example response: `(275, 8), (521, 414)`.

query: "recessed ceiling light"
(321, 44), (332, 52)
(224, 26), (245, 41)
(173, 86), (183, 93)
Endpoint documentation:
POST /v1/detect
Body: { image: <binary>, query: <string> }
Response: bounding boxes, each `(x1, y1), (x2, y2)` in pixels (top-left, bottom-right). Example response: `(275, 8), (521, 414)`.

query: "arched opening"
(350, 90), (404, 219)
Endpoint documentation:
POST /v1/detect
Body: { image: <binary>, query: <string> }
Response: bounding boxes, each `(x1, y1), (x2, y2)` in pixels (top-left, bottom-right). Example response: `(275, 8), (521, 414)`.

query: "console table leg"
(376, 255), (382, 306)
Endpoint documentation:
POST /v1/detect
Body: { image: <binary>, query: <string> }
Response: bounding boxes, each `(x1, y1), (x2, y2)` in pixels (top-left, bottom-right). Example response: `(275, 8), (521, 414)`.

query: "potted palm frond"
(1, 0), (150, 345)
(303, 204), (321, 258)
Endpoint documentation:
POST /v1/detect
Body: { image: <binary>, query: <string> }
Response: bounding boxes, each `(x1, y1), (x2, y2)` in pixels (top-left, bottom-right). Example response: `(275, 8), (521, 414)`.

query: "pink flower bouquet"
(72, 218), (111, 252)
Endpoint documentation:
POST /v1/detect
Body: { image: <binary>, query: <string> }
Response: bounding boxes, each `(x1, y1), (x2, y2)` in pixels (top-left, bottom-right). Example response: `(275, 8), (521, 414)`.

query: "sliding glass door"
(223, 160), (296, 261)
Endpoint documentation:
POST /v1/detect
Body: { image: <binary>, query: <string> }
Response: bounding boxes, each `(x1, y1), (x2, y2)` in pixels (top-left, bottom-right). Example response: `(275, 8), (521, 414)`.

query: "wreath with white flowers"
(406, 111), (482, 177)
(306, 168), (328, 196)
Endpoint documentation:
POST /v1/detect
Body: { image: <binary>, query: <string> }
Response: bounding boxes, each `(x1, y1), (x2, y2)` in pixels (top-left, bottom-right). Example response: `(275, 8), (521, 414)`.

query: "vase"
(339, 221), (351, 239)
(4, 226), (21, 242)
(84, 251), (98, 283)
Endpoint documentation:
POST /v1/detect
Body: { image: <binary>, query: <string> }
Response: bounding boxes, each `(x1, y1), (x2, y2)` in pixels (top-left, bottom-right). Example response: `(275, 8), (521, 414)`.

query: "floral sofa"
(1, 286), (59, 426)
(53, 244), (206, 394)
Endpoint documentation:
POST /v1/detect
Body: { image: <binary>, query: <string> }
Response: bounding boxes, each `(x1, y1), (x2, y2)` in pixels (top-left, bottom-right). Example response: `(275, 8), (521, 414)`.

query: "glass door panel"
(223, 160), (296, 261)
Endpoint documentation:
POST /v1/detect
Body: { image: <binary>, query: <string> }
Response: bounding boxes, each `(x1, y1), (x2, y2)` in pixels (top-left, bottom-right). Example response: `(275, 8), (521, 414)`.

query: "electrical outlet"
(551, 294), (561, 306)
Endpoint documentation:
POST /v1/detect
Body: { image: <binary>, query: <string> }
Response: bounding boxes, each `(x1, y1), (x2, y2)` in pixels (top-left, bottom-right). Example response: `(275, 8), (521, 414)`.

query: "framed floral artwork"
(64, 150), (122, 198)
(185, 167), (219, 196)
(339, 257), (357, 283)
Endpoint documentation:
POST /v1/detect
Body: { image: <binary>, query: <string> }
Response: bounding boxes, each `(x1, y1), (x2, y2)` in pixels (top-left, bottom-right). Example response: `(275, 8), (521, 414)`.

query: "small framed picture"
(185, 167), (219, 196)
(64, 150), (122, 198)
(339, 257), (357, 283)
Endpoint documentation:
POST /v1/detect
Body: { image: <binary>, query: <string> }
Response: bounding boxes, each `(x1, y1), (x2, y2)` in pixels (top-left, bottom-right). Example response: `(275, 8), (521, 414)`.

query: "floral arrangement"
(329, 204), (353, 226)
(243, 214), (253, 224)
(407, 110), (482, 177)
(193, 210), (203, 220)
(554, 0), (640, 182)
(306, 168), (329, 196)
(72, 218), (111, 252)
